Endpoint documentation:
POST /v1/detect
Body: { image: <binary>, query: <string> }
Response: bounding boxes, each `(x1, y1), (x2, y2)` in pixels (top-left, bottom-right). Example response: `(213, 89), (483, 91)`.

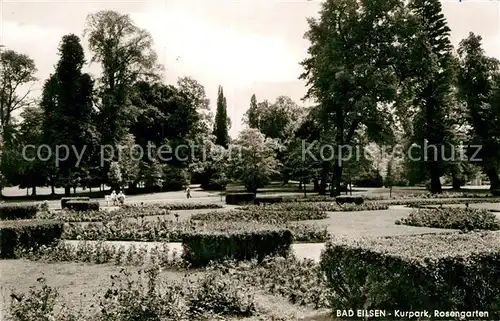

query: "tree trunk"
(303, 181), (307, 197)
(313, 179), (319, 192)
(31, 185), (37, 196)
(332, 164), (343, 196)
(429, 164), (442, 194)
(485, 165), (500, 192)
(319, 161), (329, 195)
(64, 186), (71, 196)
(451, 170), (461, 190)
(51, 184), (55, 195)
(299, 179), (302, 190)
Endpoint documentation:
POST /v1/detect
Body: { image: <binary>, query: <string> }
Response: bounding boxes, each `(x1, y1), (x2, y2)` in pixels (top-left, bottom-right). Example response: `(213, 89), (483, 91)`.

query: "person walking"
(186, 186), (191, 199)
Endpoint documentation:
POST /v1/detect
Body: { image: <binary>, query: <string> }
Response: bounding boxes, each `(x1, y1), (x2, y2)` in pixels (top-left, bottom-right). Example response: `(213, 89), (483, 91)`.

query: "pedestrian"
(186, 186), (191, 199)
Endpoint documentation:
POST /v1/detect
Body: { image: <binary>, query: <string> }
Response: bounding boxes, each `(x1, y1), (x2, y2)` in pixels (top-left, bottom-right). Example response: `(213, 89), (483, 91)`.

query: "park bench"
(105, 194), (116, 206)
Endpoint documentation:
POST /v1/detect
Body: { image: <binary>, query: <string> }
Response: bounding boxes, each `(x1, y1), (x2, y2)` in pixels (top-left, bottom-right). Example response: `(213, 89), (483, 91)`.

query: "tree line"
(1, 0), (499, 197)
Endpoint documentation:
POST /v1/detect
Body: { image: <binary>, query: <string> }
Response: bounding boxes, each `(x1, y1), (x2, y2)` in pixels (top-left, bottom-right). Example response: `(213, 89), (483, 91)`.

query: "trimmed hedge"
(61, 197), (90, 209)
(0, 220), (63, 258)
(397, 208), (500, 231)
(0, 204), (38, 220)
(239, 202), (388, 212)
(335, 196), (363, 205)
(182, 225), (292, 267)
(320, 233), (500, 318)
(254, 196), (283, 205)
(65, 200), (100, 212)
(225, 193), (255, 205)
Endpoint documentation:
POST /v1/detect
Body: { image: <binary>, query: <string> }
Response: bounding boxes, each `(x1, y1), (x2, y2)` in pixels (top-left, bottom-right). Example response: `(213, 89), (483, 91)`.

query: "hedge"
(0, 220), (63, 258)
(254, 196), (283, 205)
(65, 200), (100, 212)
(238, 202), (388, 212)
(320, 233), (500, 318)
(191, 208), (327, 222)
(61, 197), (90, 209)
(182, 225), (292, 267)
(0, 204), (38, 220)
(397, 208), (500, 231)
(335, 196), (363, 205)
(225, 193), (255, 205)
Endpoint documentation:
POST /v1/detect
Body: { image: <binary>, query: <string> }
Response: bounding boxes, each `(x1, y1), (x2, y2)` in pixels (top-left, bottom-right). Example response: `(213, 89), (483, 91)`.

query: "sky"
(1, 0), (499, 138)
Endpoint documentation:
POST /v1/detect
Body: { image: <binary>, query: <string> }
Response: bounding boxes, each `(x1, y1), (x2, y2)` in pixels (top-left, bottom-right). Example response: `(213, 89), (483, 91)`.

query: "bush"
(0, 204), (38, 220)
(182, 225), (292, 267)
(225, 193), (255, 205)
(0, 220), (63, 259)
(397, 208), (500, 231)
(60, 197), (90, 209)
(320, 233), (500, 317)
(492, 189), (500, 197)
(65, 200), (100, 212)
(335, 196), (364, 205)
(254, 196), (283, 205)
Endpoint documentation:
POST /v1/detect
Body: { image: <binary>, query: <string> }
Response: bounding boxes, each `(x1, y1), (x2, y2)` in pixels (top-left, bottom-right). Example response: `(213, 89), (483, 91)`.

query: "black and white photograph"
(0, 0), (499, 320)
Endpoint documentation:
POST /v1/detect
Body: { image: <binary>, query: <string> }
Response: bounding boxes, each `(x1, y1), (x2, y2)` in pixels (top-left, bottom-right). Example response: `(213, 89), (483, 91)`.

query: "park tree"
(300, 0), (400, 195)
(244, 94), (260, 129)
(213, 85), (230, 148)
(457, 32), (500, 194)
(0, 48), (37, 145)
(84, 10), (160, 146)
(399, 0), (456, 193)
(229, 128), (281, 195)
(41, 34), (97, 196)
(177, 76), (213, 137)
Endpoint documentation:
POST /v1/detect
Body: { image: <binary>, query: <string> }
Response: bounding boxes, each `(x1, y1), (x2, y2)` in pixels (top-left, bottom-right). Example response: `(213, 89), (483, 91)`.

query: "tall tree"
(244, 94), (260, 129)
(0, 49), (37, 145)
(41, 34), (97, 196)
(84, 10), (160, 146)
(213, 85), (230, 148)
(457, 33), (500, 193)
(300, 0), (400, 195)
(402, 0), (456, 193)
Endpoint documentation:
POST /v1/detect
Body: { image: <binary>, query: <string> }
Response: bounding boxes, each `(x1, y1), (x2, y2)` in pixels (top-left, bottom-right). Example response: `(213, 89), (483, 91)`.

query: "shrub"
(60, 197), (90, 209)
(65, 200), (100, 212)
(182, 224), (292, 267)
(0, 204), (38, 220)
(225, 193), (255, 205)
(492, 189), (500, 197)
(320, 233), (500, 317)
(335, 196), (364, 205)
(0, 220), (63, 259)
(397, 208), (500, 231)
(254, 196), (283, 205)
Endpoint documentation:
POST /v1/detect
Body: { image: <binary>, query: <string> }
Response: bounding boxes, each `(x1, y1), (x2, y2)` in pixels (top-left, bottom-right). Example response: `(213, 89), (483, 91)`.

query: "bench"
(105, 195), (116, 206)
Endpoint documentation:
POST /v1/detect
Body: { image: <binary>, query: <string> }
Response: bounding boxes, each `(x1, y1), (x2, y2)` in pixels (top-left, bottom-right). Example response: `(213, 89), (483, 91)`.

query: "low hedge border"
(396, 208), (500, 231)
(182, 226), (292, 267)
(225, 193), (255, 205)
(384, 198), (500, 207)
(0, 204), (39, 220)
(61, 197), (90, 209)
(0, 220), (63, 259)
(320, 233), (500, 318)
(65, 201), (100, 212)
(123, 203), (223, 211)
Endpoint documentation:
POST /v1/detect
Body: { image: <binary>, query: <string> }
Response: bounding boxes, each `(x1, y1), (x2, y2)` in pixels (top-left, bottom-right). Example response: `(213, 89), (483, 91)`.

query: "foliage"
(0, 220), (63, 258)
(191, 208), (327, 222)
(0, 204), (38, 220)
(182, 226), (292, 267)
(60, 197), (90, 209)
(213, 85), (230, 148)
(65, 200), (100, 212)
(225, 193), (255, 205)
(229, 128), (281, 194)
(397, 208), (500, 231)
(320, 233), (500, 317)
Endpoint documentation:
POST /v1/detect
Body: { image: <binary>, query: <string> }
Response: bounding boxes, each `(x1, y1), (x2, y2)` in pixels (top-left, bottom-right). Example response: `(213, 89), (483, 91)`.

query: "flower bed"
(124, 203), (223, 211)
(191, 208), (327, 222)
(396, 208), (500, 231)
(237, 202), (388, 213)
(320, 233), (500, 317)
(37, 206), (171, 222)
(385, 198), (500, 207)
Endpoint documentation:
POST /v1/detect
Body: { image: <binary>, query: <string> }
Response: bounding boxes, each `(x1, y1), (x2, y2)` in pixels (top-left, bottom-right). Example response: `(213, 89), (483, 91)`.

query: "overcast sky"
(1, 0), (499, 137)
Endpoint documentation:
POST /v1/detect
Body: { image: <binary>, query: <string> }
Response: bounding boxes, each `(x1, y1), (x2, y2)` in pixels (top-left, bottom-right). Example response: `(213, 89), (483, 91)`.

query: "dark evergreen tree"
(213, 85), (229, 148)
